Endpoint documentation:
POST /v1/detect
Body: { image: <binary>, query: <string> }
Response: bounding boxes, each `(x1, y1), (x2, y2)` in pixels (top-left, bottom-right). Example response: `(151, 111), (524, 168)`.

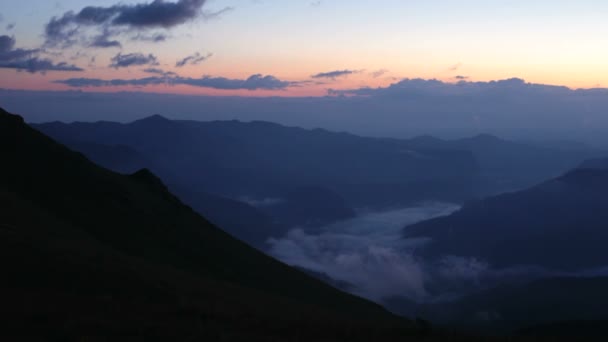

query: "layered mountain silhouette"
(409, 134), (604, 195)
(405, 168), (608, 271)
(33, 115), (480, 208)
(0, 107), (424, 340)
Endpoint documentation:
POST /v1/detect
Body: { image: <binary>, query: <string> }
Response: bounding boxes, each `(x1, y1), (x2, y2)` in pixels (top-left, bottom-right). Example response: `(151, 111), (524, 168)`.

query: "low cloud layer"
(268, 203), (463, 301)
(0, 35), (82, 73)
(44, 0), (208, 48)
(55, 73), (296, 90)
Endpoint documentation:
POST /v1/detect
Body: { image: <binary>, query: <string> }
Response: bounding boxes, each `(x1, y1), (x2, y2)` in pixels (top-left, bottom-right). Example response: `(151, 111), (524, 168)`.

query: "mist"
(268, 203), (462, 302)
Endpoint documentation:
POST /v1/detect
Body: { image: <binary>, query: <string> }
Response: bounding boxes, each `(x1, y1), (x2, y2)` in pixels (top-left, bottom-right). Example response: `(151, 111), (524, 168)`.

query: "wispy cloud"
(131, 33), (169, 43)
(176, 52), (213, 67)
(448, 62), (462, 72)
(370, 69), (389, 78)
(109, 52), (158, 68)
(311, 69), (358, 79)
(143, 68), (177, 76)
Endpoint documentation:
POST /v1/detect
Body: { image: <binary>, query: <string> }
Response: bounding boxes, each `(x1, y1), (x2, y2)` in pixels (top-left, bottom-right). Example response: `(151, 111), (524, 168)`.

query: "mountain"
(404, 168), (608, 271)
(409, 134), (605, 195)
(169, 186), (286, 249)
(410, 277), (608, 335)
(579, 157), (608, 170)
(33, 116), (479, 208)
(0, 107), (421, 340)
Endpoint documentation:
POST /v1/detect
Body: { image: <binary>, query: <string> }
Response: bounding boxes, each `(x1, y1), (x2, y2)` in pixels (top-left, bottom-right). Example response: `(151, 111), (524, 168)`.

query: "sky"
(2, 0), (608, 97)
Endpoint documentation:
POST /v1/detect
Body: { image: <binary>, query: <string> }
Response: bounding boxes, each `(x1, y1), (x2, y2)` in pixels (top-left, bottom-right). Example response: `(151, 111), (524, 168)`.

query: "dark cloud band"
(0, 35), (83, 73)
(55, 74), (295, 90)
(311, 69), (358, 79)
(44, 0), (208, 47)
(109, 52), (159, 68)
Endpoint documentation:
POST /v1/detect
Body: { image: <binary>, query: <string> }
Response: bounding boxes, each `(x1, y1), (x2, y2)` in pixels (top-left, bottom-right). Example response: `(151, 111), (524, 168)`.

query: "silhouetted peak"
(130, 168), (168, 192)
(131, 114), (172, 125)
(0, 107), (24, 124)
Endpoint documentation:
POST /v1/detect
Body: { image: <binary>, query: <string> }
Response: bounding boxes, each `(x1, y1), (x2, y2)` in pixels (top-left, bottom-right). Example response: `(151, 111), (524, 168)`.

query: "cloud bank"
(10, 77), (608, 146)
(55, 73), (296, 90)
(44, 0), (209, 47)
(0, 35), (83, 73)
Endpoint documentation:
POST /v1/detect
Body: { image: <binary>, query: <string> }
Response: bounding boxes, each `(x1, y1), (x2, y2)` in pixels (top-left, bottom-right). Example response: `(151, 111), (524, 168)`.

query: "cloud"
(44, 0), (209, 47)
(449, 62), (462, 71)
(90, 30), (122, 48)
(143, 67), (176, 76)
(0, 35), (83, 73)
(268, 203), (461, 301)
(131, 33), (169, 43)
(454, 75), (469, 80)
(370, 69), (389, 78)
(54, 76), (169, 87)
(176, 52), (213, 67)
(203, 6), (235, 20)
(0, 35), (14, 52)
(311, 69), (358, 79)
(55, 73), (296, 90)
(6, 23), (15, 31)
(109, 52), (158, 68)
(329, 77), (570, 98)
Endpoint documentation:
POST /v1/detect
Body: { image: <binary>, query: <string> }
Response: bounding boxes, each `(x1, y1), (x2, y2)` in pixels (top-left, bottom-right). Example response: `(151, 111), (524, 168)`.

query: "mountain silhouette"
(33, 116), (479, 208)
(0, 107), (420, 340)
(405, 168), (608, 270)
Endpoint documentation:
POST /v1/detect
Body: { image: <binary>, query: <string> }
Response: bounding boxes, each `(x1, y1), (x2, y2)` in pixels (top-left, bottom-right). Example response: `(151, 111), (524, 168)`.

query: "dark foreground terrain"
(2, 107), (606, 341)
(0, 106), (482, 341)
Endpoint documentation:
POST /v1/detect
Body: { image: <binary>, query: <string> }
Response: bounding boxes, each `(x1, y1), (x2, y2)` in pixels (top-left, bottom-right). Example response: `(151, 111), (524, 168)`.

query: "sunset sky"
(2, 0), (608, 96)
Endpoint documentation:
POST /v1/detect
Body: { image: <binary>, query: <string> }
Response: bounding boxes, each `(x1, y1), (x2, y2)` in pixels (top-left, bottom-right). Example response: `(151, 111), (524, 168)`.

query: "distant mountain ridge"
(33, 115), (480, 208)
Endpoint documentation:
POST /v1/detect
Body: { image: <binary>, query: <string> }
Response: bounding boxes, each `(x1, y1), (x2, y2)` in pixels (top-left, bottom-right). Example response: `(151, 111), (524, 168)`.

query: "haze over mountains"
(33, 114), (604, 253)
(7, 77), (608, 146)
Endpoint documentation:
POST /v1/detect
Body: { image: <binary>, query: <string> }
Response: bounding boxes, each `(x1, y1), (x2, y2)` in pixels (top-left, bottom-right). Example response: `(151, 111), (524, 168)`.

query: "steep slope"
(404, 168), (608, 271)
(0, 107), (418, 340)
(33, 116), (479, 207)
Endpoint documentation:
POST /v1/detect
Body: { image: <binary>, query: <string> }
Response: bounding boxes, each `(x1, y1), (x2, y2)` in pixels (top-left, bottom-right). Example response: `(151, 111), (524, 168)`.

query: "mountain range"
(0, 107), (423, 340)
